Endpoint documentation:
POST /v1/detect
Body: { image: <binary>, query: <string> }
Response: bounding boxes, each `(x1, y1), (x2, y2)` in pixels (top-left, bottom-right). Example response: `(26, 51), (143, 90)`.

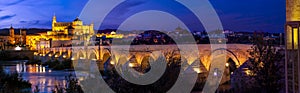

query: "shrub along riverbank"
(42, 60), (73, 70)
(0, 66), (32, 93)
(26, 59), (74, 70)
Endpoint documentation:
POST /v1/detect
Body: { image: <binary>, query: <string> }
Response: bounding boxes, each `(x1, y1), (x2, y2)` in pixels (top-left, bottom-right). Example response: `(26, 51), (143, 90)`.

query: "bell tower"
(9, 25), (14, 38)
(9, 25), (15, 44)
(285, 0), (300, 92)
(52, 13), (56, 31)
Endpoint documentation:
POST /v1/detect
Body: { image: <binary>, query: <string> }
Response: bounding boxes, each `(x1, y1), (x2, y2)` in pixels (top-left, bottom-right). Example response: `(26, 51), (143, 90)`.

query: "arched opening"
(101, 48), (111, 62)
(207, 49), (241, 88)
(61, 52), (68, 59)
(103, 53), (111, 63)
(211, 48), (241, 67)
(227, 57), (237, 74)
(78, 51), (85, 60)
(89, 52), (97, 60)
(52, 52), (60, 59)
(141, 56), (151, 73)
(45, 51), (54, 57)
(88, 51), (98, 72)
(128, 56), (140, 72)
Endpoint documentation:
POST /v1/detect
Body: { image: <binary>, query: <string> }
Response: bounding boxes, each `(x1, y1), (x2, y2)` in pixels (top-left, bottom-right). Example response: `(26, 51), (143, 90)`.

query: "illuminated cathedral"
(25, 15), (95, 50)
(49, 15), (94, 36)
(0, 15), (123, 50)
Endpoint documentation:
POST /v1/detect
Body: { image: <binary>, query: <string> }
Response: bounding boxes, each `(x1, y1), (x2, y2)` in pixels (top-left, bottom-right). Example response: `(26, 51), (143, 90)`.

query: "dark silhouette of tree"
(246, 34), (284, 93)
(0, 66), (32, 93)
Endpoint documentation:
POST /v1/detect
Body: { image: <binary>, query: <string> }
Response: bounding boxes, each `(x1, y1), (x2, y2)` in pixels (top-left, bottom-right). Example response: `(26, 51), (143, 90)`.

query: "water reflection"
(2, 61), (74, 93)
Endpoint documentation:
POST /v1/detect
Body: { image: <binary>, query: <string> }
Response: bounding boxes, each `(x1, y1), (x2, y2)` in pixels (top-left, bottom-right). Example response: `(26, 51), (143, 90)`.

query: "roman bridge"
(34, 44), (251, 72)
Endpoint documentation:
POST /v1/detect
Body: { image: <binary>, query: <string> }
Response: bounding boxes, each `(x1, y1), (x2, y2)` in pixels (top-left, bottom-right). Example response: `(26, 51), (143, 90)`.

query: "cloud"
(0, 14), (16, 21)
(113, 0), (148, 15)
(126, 0), (147, 7)
(4, 0), (25, 6)
(18, 20), (41, 25)
(19, 21), (26, 23)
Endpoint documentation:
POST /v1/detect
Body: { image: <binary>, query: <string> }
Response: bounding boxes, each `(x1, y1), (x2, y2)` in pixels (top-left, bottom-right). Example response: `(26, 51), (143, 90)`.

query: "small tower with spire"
(10, 25), (14, 38)
(52, 13), (57, 30)
(9, 25), (15, 44)
(89, 22), (94, 35)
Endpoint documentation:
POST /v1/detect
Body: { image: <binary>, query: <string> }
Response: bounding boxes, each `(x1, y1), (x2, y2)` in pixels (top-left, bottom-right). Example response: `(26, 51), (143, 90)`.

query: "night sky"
(0, 0), (285, 33)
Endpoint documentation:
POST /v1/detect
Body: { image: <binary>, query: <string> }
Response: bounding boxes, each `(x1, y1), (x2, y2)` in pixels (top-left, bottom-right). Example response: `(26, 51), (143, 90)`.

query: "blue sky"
(0, 0), (285, 33)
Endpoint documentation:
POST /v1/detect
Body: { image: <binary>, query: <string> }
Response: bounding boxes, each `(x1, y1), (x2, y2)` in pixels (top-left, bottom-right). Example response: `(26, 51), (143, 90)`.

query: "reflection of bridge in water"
(35, 44), (251, 73)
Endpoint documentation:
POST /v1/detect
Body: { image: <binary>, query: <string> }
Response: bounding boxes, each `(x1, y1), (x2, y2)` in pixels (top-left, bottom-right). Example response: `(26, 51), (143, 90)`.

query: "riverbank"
(0, 65), (32, 93)
(26, 59), (74, 71)
(0, 60), (79, 93)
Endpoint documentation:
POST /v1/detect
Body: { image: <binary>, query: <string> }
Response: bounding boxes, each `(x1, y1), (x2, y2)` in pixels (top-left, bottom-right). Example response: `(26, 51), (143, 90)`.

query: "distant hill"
(0, 28), (50, 35)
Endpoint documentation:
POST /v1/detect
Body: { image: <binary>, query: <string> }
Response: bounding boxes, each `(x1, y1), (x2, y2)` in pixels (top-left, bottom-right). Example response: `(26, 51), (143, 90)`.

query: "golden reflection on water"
(4, 62), (70, 93)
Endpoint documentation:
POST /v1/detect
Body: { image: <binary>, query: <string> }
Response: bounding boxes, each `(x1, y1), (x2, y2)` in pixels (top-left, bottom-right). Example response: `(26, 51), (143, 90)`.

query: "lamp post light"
(193, 68), (201, 74)
(213, 71), (218, 76)
(213, 68), (219, 77)
(129, 63), (135, 67)
(63, 55), (67, 58)
(110, 61), (115, 65)
(225, 63), (229, 67)
(98, 37), (102, 61)
(15, 46), (22, 51)
(98, 35), (105, 62)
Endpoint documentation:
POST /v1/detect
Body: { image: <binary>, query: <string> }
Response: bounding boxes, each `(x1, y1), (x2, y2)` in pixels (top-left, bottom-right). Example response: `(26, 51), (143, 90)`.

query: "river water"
(1, 61), (74, 93)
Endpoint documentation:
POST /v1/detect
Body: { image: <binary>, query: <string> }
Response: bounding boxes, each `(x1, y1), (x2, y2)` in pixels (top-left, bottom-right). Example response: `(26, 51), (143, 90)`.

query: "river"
(1, 61), (75, 93)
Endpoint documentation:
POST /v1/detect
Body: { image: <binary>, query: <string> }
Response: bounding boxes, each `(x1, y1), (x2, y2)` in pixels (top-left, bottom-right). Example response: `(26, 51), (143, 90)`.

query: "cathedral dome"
(73, 17), (82, 21)
(110, 31), (116, 35)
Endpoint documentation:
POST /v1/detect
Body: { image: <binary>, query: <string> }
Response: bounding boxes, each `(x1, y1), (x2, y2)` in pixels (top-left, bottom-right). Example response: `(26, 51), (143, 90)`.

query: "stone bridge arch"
(101, 48), (111, 63)
(87, 48), (98, 60)
(141, 56), (151, 69)
(72, 49), (86, 60)
(201, 48), (248, 70)
(212, 48), (241, 66)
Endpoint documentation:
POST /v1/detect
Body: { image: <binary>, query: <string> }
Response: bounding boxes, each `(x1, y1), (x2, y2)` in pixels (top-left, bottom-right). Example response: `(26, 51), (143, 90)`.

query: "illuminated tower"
(9, 25), (15, 44)
(21, 30), (26, 45)
(286, 0), (300, 92)
(52, 14), (56, 31)
(10, 25), (14, 38)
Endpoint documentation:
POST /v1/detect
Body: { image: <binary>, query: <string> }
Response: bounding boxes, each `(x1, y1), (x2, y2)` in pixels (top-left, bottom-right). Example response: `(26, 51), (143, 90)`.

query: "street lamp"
(110, 61), (115, 65)
(213, 68), (219, 77)
(213, 71), (218, 76)
(193, 68), (201, 73)
(98, 35), (105, 61)
(129, 63), (135, 67)
(15, 46), (22, 51)
(225, 63), (229, 67)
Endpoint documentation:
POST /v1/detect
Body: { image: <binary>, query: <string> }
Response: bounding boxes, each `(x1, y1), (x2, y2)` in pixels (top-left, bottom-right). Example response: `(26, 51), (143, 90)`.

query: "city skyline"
(0, 0), (285, 33)
(0, 0), (289, 92)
